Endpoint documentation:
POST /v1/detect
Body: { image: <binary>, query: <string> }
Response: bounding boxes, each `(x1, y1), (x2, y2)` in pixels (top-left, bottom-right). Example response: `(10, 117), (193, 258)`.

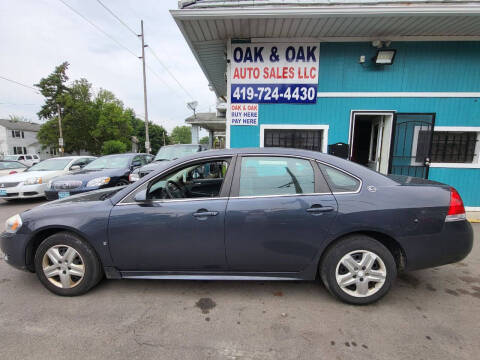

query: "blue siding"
(229, 42), (480, 206)
(429, 168), (480, 207)
(318, 42), (480, 92)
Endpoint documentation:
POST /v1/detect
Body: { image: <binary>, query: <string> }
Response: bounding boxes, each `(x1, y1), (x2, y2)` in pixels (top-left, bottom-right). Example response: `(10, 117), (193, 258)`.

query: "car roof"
(97, 153), (146, 158)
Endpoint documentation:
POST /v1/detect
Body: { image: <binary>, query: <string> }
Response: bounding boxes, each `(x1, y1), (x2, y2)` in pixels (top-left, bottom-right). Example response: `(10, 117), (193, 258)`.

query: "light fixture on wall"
(374, 49), (397, 65)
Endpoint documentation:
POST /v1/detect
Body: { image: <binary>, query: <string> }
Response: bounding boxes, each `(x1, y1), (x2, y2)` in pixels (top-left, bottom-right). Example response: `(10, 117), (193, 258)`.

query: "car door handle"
(193, 210), (219, 217)
(306, 206), (334, 213)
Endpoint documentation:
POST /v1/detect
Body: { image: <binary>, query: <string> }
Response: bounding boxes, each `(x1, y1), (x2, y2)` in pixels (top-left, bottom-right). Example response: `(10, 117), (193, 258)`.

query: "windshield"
(3, 156), (18, 161)
(84, 154), (131, 170)
(154, 145), (200, 161)
(28, 158), (72, 171)
(0, 161), (25, 169)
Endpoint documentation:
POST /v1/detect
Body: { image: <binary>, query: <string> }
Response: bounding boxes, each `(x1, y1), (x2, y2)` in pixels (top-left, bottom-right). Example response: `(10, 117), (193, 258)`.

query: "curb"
(468, 219), (480, 223)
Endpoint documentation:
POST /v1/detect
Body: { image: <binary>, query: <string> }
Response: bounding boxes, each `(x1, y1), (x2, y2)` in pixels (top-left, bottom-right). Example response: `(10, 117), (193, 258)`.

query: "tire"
(116, 179), (129, 186)
(34, 232), (103, 296)
(320, 235), (397, 305)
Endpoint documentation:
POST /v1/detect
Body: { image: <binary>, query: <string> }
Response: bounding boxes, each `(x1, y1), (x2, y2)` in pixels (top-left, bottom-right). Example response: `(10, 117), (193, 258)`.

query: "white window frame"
(259, 124), (329, 153)
(428, 126), (480, 169)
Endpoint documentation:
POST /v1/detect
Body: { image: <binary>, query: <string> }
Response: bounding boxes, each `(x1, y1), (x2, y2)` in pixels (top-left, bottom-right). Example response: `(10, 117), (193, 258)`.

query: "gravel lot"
(0, 199), (479, 360)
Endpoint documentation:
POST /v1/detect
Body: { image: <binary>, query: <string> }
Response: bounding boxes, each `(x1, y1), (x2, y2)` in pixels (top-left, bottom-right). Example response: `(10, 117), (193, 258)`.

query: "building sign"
(230, 42), (319, 104)
(231, 103), (258, 126)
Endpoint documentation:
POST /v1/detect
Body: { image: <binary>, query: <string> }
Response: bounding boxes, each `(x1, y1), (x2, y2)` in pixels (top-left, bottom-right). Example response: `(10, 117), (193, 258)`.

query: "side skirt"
(118, 271), (304, 281)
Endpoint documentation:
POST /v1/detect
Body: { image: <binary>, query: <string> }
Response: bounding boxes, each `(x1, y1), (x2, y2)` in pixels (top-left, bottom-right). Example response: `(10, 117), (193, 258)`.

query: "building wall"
(229, 41), (480, 206)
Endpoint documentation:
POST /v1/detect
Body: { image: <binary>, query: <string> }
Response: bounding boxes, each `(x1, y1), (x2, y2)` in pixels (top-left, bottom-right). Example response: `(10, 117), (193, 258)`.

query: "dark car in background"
(129, 144), (208, 182)
(45, 153), (151, 200)
(1, 148), (473, 304)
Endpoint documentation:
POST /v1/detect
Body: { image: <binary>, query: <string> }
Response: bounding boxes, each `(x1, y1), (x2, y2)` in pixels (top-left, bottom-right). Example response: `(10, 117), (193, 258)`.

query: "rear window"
(318, 163), (361, 193)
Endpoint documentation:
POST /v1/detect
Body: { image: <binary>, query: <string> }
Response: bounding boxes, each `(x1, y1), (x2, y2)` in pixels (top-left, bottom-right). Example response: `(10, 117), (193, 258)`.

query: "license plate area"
(58, 191), (70, 199)
(0, 189), (7, 196)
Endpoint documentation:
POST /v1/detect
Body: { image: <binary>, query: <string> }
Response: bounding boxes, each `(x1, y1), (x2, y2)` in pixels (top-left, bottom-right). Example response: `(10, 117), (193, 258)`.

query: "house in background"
(0, 119), (52, 159)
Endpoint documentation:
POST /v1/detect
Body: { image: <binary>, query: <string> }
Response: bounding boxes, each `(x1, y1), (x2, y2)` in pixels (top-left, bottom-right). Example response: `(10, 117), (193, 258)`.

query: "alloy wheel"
(42, 245), (85, 289)
(335, 250), (386, 298)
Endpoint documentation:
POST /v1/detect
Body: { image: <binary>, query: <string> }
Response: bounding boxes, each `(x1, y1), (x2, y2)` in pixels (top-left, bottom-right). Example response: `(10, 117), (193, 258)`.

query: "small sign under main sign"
(231, 103), (258, 126)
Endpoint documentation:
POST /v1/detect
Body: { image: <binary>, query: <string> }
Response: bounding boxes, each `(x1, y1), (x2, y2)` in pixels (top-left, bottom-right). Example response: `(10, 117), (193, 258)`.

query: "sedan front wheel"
(320, 235), (397, 305)
(34, 232), (103, 296)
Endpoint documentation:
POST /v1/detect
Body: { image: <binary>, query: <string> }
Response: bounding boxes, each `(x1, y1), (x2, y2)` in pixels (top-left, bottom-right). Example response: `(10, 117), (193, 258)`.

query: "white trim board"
(259, 124), (329, 153)
(466, 207), (480, 212)
(317, 92), (480, 98)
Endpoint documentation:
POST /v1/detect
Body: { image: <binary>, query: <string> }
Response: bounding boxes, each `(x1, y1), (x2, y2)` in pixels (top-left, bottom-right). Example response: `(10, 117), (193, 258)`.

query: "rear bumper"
(402, 220), (474, 271)
(0, 232), (30, 271)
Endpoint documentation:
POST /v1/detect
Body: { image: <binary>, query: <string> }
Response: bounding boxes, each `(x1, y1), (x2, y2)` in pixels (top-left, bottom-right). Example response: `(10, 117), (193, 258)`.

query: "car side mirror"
(70, 165), (81, 171)
(134, 189), (148, 202)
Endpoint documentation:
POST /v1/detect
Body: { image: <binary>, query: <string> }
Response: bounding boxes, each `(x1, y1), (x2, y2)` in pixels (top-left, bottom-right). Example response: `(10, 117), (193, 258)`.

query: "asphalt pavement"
(0, 199), (479, 360)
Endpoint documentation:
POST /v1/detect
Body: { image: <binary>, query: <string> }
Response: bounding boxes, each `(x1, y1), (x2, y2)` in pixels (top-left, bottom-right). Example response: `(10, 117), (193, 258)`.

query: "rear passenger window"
(239, 156), (314, 196)
(318, 163), (361, 193)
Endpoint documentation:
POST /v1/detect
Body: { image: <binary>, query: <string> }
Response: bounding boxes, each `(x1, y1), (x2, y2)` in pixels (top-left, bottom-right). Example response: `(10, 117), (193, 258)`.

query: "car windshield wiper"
(155, 158), (169, 161)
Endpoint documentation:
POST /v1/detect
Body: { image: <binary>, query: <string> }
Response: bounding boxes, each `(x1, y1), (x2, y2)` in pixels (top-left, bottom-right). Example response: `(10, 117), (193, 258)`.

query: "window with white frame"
(13, 146), (27, 155)
(417, 130), (479, 164)
(11, 130), (24, 138)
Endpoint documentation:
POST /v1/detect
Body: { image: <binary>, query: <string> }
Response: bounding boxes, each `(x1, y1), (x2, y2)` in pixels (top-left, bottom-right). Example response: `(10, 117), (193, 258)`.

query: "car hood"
(51, 168), (127, 183)
(0, 170), (65, 182)
(138, 160), (170, 172)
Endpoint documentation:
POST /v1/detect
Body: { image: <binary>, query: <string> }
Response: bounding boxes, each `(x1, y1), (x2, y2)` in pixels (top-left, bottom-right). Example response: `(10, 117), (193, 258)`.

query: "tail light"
(9, 171), (17, 174)
(446, 187), (466, 222)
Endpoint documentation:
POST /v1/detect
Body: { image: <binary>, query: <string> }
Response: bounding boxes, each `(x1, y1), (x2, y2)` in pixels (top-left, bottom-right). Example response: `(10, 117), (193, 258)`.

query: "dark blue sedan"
(44, 153), (151, 200)
(1, 148), (473, 304)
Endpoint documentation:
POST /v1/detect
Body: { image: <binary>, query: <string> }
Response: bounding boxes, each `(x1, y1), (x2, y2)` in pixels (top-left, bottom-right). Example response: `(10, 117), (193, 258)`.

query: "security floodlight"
(374, 49), (396, 65)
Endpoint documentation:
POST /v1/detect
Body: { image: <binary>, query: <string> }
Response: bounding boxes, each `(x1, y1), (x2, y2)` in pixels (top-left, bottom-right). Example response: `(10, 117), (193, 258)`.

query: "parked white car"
(0, 156), (95, 200)
(0, 160), (27, 176)
(2, 154), (40, 167)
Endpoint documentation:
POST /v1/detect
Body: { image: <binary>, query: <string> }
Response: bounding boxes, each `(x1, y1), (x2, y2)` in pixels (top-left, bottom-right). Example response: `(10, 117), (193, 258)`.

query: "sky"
(0, 0), (217, 133)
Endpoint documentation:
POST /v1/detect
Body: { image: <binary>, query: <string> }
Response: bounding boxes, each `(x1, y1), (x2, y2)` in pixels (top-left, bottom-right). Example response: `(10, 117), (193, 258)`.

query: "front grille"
(0, 182), (20, 188)
(53, 180), (83, 190)
(23, 192), (38, 196)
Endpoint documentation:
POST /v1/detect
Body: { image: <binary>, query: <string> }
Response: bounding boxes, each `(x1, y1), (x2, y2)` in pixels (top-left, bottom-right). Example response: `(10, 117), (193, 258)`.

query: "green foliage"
(35, 63), (170, 156)
(170, 125), (192, 144)
(35, 61), (69, 120)
(101, 140), (127, 155)
(8, 115), (29, 122)
(129, 113), (170, 154)
(199, 136), (209, 145)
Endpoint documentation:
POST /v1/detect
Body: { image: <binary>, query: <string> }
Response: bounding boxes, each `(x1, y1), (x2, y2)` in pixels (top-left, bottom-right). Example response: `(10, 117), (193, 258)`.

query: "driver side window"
(146, 159), (230, 200)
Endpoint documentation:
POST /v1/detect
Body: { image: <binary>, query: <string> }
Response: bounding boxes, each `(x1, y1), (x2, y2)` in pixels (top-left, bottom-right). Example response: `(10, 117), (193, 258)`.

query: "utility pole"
(57, 104), (64, 157)
(138, 20), (150, 154)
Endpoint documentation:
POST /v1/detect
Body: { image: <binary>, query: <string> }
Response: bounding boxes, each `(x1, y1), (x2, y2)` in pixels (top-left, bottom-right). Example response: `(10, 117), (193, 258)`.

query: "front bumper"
(402, 220), (474, 271)
(45, 186), (101, 200)
(1, 231), (31, 271)
(0, 183), (46, 199)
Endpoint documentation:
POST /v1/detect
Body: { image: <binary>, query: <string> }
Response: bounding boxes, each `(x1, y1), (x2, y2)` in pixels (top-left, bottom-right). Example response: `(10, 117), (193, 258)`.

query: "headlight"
(5, 214), (22, 233)
(87, 177), (110, 187)
(24, 177), (42, 185)
(129, 173), (140, 182)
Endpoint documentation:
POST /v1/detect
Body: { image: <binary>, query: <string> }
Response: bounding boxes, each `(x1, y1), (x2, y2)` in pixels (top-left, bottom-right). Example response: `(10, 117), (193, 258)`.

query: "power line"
(58, 0), (180, 95)
(0, 76), (40, 94)
(96, 0), (137, 37)
(58, 0), (137, 58)
(93, 0), (194, 100)
(147, 47), (195, 100)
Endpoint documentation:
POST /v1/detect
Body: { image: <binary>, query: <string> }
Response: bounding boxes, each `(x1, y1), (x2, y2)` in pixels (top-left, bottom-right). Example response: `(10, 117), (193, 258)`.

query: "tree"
(8, 115), (29, 122)
(170, 125), (191, 144)
(90, 89), (133, 154)
(102, 140), (127, 155)
(128, 112), (170, 154)
(35, 62), (69, 119)
(199, 136), (209, 145)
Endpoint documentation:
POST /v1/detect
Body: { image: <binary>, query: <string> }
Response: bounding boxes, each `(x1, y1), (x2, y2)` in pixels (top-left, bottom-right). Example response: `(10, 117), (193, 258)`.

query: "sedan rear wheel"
(34, 232), (103, 296)
(320, 235), (397, 305)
